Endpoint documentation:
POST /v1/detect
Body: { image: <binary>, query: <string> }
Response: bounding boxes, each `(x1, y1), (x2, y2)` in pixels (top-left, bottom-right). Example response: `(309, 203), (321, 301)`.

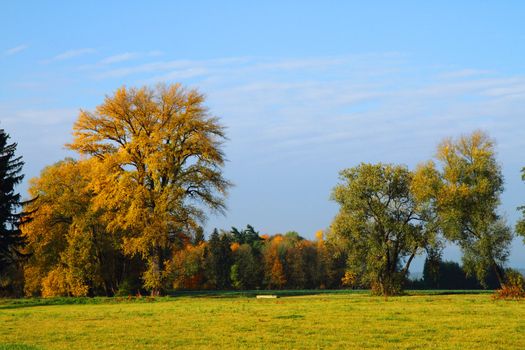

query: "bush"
(493, 270), (525, 300)
(114, 279), (138, 297)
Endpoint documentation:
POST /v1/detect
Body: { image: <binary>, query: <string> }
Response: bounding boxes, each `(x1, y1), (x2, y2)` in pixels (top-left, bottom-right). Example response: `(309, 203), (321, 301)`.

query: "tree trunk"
(493, 262), (505, 288)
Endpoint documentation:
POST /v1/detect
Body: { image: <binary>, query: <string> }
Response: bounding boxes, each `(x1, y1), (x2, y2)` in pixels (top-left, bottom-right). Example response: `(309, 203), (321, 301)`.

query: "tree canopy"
(0, 128), (27, 291)
(412, 130), (512, 286)
(331, 163), (434, 295)
(67, 84), (231, 294)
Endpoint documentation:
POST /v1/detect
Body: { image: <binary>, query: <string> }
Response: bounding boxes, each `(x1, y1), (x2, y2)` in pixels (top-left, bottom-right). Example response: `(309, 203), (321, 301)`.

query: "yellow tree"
(263, 235), (287, 289)
(22, 158), (112, 297)
(68, 84), (231, 295)
(412, 131), (512, 287)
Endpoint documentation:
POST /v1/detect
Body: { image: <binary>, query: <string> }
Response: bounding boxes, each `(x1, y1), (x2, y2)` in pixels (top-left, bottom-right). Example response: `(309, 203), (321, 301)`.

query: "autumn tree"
(321, 230), (349, 289)
(0, 128), (27, 295)
(22, 158), (139, 296)
(262, 235), (287, 289)
(67, 84), (231, 295)
(331, 163), (434, 295)
(412, 131), (512, 287)
(168, 242), (207, 290)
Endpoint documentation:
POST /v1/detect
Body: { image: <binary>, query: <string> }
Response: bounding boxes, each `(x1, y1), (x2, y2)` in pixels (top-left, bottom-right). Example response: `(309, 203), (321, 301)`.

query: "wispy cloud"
(93, 57), (252, 79)
(4, 44), (28, 56)
(438, 69), (493, 79)
(98, 50), (163, 65)
(4, 51), (525, 262)
(0, 108), (78, 127)
(91, 54), (401, 81)
(47, 48), (96, 62)
(100, 52), (139, 64)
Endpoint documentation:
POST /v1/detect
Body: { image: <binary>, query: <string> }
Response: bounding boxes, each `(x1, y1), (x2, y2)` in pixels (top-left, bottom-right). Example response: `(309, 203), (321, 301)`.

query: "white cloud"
(4, 44), (28, 56)
(48, 48), (96, 62)
(98, 50), (164, 65)
(0, 108), (78, 126)
(439, 69), (493, 79)
(5, 51), (525, 263)
(100, 52), (139, 64)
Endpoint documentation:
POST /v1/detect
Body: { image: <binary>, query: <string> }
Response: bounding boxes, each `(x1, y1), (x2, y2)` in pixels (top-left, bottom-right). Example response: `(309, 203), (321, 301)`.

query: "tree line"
(1, 83), (525, 297)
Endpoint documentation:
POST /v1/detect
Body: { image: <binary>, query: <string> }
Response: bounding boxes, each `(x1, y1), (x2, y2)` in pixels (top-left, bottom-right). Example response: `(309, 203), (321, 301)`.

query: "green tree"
(413, 130), (512, 287)
(516, 168), (525, 242)
(204, 229), (232, 289)
(230, 244), (260, 290)
(422, 247), (442, 289)
(230, 225), (263, 250)
(67, 84), (231, 295)
(331, 163), (433, 295)
(0, 128), (27, 295)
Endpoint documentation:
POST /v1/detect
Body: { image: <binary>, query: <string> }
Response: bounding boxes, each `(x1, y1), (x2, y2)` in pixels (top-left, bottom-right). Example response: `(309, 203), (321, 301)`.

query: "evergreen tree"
(205, 229), (232, 289)
(0, 128), (26, 274)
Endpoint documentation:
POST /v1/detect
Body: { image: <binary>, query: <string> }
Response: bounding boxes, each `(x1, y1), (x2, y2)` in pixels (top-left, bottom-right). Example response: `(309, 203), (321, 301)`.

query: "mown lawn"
(0, 291), (523, 349)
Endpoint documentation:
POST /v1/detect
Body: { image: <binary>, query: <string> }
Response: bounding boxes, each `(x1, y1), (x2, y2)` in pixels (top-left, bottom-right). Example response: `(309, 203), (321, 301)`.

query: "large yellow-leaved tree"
(68, 84), (231, 295)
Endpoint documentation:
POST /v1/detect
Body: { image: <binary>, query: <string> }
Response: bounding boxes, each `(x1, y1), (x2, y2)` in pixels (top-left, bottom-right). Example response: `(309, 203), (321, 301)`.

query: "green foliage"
(204, 229), (233, 289)
(516, 167), (525, 241)
(230, 244), (260, 290)
(413, 130), (512, 287)
(231, 225), (263, 248)
(114, 279), (139, 297)
(418, 258), (498, 290)
(331, 163), (433, 295)
(0, 128), (26, 294)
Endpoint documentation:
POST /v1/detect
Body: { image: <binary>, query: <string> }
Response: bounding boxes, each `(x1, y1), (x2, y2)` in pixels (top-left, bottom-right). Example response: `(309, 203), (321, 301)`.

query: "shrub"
(493, 270), (525, 300)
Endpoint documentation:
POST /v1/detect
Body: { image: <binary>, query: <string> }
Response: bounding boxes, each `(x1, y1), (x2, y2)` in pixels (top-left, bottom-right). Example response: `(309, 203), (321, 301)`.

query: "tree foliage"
(516, 168), (525, 243)
(67, 84), (231, 294)
(412, 130), (511, 286)
(22, 159), (140, 297)
(331, 163), (433, 295)
(0, 128), (27, 294)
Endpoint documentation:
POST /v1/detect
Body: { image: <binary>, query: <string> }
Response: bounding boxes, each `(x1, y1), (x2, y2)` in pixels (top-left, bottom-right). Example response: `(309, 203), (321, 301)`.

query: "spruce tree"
(0, 128), (26, 273)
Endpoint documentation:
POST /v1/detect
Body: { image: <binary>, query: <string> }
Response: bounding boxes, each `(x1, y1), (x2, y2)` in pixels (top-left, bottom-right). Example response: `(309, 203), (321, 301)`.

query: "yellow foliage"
(272, 235), (283, 245)
(41, 268), (69, 297)
(66, 84), (230, 293)
(23, 265), (43, 297)
(21, 158), (100, 297)
(341, 271), (358, 287)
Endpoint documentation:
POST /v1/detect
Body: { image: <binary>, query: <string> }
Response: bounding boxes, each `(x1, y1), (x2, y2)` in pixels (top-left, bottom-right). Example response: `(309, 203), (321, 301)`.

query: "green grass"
(0, 291), (523, 349)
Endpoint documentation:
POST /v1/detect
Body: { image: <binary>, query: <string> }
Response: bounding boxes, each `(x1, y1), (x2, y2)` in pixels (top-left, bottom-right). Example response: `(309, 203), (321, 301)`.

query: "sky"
(1, 1), (525, 271)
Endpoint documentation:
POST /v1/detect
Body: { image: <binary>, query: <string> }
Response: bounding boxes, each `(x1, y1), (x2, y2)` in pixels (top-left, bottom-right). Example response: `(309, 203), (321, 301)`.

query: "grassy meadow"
(0, 291), (523, 349)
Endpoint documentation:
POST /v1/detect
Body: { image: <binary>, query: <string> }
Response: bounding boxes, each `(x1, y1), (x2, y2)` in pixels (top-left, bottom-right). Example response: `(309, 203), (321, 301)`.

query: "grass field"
(0, 291), (523, 349)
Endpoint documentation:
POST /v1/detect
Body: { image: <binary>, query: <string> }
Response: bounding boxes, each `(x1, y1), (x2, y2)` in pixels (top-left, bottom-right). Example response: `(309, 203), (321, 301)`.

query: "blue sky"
(2, 1), (525, 270)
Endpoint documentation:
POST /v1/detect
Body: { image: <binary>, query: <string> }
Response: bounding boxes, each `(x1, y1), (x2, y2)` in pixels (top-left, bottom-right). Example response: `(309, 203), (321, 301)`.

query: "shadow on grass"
(0, 296), (167, 310)
(0, 289), (494, 309)
(166, 289), (371, 298)
(167, 289), (493, 298)
(0, 344), (41, 350)
(406, 290), (494, 296)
